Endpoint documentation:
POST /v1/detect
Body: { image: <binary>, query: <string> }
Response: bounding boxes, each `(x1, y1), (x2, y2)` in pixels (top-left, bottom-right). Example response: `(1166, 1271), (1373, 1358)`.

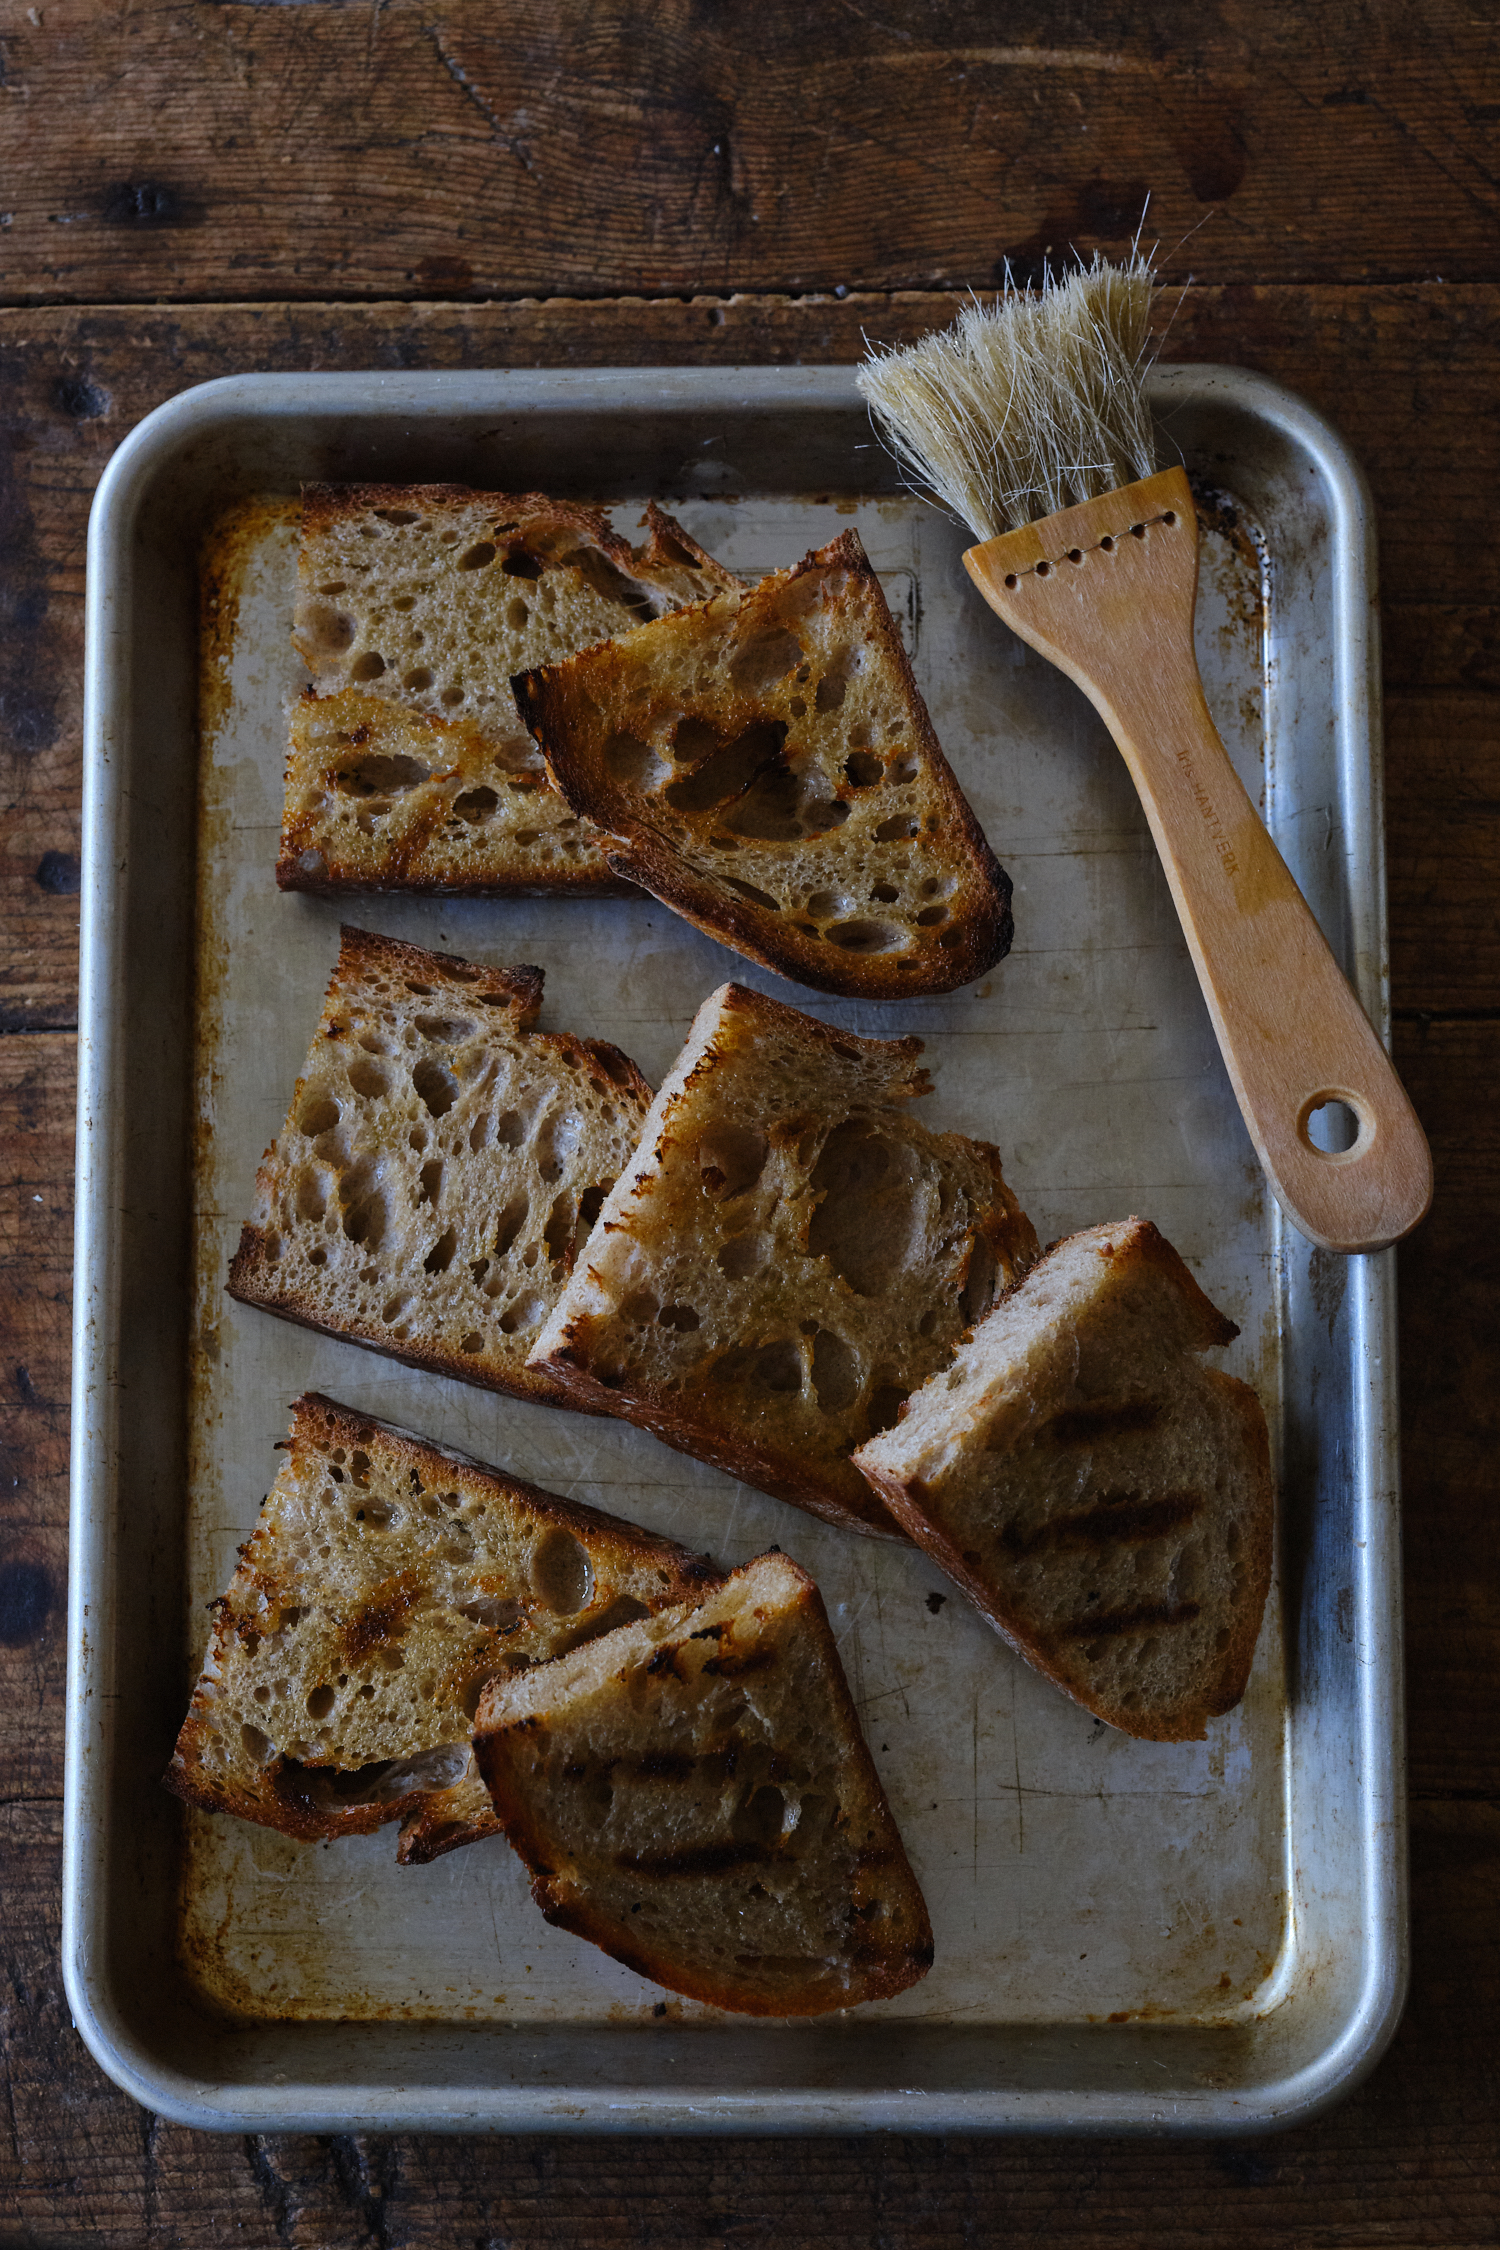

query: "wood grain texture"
(0, 0), (1497, 305)
(0, 1034), (70, 1810)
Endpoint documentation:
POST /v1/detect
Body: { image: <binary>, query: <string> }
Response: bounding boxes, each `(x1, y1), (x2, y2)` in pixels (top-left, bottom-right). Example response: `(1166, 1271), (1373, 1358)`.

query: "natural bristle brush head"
(856, 252), (1159, 541)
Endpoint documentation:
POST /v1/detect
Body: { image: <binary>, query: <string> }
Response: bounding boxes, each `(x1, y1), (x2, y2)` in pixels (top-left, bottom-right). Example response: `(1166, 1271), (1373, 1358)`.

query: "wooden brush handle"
(965, 464), (1432, 1255)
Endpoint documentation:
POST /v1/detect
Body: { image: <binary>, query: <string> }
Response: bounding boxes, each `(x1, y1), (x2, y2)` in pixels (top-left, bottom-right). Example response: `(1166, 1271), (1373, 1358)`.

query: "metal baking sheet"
(67, 364), (1405, 2133)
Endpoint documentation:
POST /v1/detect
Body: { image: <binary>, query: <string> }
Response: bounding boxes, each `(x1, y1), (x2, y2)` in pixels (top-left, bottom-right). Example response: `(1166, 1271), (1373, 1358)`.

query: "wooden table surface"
(2, 4), (1496, 2241)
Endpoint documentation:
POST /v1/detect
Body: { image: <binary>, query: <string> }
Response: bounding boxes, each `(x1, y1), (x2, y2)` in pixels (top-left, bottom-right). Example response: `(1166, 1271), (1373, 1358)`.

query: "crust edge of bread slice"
(164, 1392), (725, 1861)
(283, 489), (744, 898)
(514, 529), (1014, 1001)
(472, 1549), (934, 2015)
(854, 1219), (1274, 1743)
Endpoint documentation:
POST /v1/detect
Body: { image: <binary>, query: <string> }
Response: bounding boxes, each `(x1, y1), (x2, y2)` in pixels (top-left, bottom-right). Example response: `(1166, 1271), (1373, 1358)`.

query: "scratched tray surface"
(183, 474), (1286, 2031)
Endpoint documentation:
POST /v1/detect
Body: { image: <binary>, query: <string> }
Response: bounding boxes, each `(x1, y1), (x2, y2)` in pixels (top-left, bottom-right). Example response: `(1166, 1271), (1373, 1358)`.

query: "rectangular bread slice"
(527, 981), (1039, 1537)
(472, 1549), (933, 2014)
(281, 488), (743, 895)
(165, 1394), (722, 1863)
(512, 528), (1013, 997)
(227, 927), (654, 1410)
(853, 1219), (1274, 1741)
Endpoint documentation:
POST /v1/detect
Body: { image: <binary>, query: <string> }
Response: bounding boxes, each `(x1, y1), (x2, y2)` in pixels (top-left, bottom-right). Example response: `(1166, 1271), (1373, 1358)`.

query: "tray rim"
(65, 358), (1406, 2135)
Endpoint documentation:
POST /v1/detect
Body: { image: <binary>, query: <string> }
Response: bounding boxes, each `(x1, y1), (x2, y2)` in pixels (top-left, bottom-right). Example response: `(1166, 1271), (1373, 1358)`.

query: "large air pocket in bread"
(514, 528), (1013, 997)
(528, 980), (1038, 1536)
(228, 927), (654, 1408)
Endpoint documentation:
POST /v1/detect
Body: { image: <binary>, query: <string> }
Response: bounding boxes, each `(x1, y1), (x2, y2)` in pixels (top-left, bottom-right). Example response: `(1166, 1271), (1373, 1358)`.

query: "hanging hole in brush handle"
(964, 466), (1433, 1256)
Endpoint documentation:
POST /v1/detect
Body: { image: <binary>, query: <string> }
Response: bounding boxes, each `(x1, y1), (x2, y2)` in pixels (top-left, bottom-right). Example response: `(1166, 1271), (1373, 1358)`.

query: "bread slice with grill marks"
(227, 927), (654, 1409)
(513, 529), (1013, 997)
(853, 1219), (1273, 1741)
(527, 981), (1039, 1538)
(165, 1394), (722, 1863)
(472, 1549), (933, 2014)
(280, 489), (743, 895)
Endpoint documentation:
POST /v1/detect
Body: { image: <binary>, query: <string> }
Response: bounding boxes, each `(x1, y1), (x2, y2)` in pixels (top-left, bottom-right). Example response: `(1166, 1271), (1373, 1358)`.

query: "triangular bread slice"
(853, 1219), (1273, 1740)
(280, 488), (743, 894)
(472, 1549), (933, 2013)
(227, 927), (654, 1409)
(527, 981), (1038, 1537)
(165, 1394), (722, 1863)
(513, 528), (1013, 997)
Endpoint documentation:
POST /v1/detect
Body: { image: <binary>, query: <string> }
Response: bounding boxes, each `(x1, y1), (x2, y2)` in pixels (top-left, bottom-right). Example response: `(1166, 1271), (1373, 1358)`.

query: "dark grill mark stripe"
(1001, 1490), (1205, 1557)
(1064, 1600), (1202, 1641)
(614, 1839), (768, 1879)
(633, 1751), (697, 1781)
(1035, 1396), (1166, 1446)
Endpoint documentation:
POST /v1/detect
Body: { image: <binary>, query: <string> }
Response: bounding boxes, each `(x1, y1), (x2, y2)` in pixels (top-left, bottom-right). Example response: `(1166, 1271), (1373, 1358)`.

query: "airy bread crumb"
(165, 1394), (722, 1863)
(281, 486), (742, 894)
(529, 980), (1038, 1537)
(228, 927), (654, 1407)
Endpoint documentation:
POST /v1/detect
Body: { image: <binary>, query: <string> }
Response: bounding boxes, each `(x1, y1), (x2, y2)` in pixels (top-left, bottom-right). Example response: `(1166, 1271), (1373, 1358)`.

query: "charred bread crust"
(222, 1255), (589, 1411)
(636, 499), (746, 593)
(165, 1394), (724, 1850)
(473, 1554), (934, 2014)
(513, 530), (1014, 1001)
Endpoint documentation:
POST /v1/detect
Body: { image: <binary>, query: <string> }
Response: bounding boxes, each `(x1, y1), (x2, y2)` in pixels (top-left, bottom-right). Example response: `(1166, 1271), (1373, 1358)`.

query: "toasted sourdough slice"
(527, 981), (1039, 1537)
(165, 1395), (722, 1863)
(227, 927), (654, 1409)
(854, 1219), (1274, 1741)
(473, 1550), (933, 2013)
(513, 529), (1013, 997)
(281, 488), (743, 895)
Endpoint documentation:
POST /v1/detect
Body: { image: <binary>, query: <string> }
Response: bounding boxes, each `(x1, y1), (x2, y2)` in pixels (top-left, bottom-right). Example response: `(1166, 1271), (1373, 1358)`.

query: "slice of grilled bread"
(281, 489), (742, 895)
(472, 1549), (933, 2013)
(227, 927), (654, 1409)
(854, 1219), (1273, 1740)
(527, 981), (1039, 1537)
(165, 1394), (722, 1863)
(513, 528), (1013, 997)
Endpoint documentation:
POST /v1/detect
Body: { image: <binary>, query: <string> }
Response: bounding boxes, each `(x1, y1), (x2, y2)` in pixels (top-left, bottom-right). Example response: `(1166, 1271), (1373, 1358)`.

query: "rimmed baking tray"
(66, 363), (1405, 2133)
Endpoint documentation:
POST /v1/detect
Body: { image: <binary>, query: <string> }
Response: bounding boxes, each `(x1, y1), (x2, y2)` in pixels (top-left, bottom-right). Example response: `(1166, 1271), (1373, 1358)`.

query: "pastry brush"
(858, 257), (1431, 1255)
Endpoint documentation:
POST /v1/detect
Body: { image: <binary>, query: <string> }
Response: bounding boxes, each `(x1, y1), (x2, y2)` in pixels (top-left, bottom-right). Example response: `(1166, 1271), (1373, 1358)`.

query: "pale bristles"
(856, 253), (1159, 542)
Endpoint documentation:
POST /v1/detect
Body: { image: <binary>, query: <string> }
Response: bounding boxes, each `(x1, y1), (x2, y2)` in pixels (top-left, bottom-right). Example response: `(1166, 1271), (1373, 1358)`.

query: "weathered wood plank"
(1387, 694), (1500, 1013)
(3, 284), (1500, 1033)
(0, 1033), (71, 1807)
(0, 1), (1497, 306)
(1396, 1017), (1500, 1809)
